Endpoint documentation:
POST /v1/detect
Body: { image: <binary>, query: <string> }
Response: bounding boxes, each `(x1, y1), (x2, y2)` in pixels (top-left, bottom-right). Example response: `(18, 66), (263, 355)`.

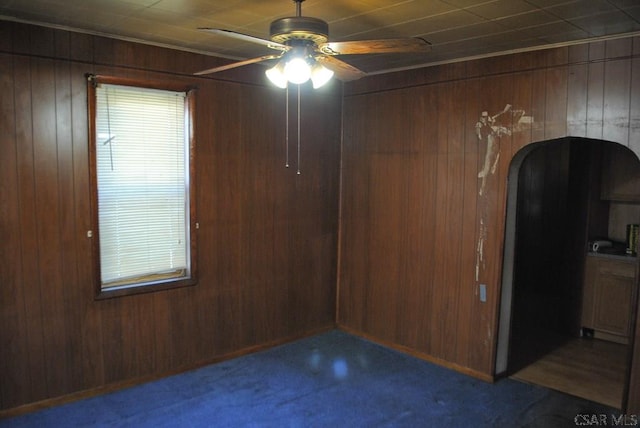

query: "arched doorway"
(495, 137), (640, 409)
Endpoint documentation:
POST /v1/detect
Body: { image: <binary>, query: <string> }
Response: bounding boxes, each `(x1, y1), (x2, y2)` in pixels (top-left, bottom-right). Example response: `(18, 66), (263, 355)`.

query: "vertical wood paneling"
(630, 312), (640, 413)
(203, 82), (242, 294)
(72, 66), (107, 388)
(54, 58), (85, 394)
(603, 59), (632, 146)
(587, 43), (606, 140)
(367, 155), (403, 341)
(511, 71), (534, 156)
(0, 52), (30, 409)
(567, 60), (588, 137)
(401, 156), (434, 349)
(302, 87), (341, 331)
(429, 145), (450, 359)
(33, 56), (74, 398)
(416, 154), (440, 352)
(441, 152), (465, 362)
(336, 153), (369, 331)
(68, 31), (94, 63)
(544, 67), (568, 140)
(545, 47), (570, 68)
(631, 37), (640, 158)
(473, 73), (513, 372)
(0, 21), (11, 52)
(53, 28), (70, 59)
(1, 21), (340, 412)
(530, 69), (547, 143)
(442, 81), (467, 362)
(460, 77), (483, 369)
(340, 33), (640, 398)
(388, 90), (420, 348)
(13, 55), (47, 404)
(24, 25), (54, 57)
(457, 146), (479, 368)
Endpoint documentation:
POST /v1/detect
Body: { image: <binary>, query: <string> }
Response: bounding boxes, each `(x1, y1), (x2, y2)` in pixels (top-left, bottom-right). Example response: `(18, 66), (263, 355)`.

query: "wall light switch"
(479, 284), (487, 302)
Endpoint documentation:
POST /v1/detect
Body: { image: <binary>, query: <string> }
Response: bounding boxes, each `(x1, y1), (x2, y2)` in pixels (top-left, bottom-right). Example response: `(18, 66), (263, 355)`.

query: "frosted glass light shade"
(265, 64), (287, 88)
(284, 57), (311, 85)
(311, 64), (334, 88)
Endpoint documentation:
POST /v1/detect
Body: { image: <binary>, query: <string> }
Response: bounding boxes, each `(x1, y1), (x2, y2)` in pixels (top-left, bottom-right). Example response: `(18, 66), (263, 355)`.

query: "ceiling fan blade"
(316, 56), (366, 81)
(319, 38), (430, 55)
(198, 28), (289, 51)
(194, 54), (282, 76)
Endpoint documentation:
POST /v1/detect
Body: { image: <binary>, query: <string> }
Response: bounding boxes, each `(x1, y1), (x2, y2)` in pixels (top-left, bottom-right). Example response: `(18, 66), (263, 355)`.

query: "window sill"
(95, 277), (197, 300)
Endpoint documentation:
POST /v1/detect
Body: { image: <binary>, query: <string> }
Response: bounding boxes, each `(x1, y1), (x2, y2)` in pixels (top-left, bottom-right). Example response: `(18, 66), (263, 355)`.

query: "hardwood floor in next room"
(510, 337), (627, 409)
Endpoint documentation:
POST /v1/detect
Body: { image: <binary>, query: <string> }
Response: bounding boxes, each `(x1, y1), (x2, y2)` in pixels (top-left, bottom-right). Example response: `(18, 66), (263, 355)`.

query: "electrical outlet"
(479, 284), (487, 302)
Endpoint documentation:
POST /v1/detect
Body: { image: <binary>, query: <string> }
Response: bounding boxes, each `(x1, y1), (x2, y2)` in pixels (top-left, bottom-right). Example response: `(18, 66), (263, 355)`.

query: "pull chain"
(285, 85), (289, 168)
(283, 83), (302, 174)
(297, 84), (301, 175)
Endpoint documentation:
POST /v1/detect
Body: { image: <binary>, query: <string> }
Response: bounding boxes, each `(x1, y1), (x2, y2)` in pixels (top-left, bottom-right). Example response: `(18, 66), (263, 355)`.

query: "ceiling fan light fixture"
(265, 62), (288, 88)
(311, 63), (334, 88)
(284, 56), (312, 85)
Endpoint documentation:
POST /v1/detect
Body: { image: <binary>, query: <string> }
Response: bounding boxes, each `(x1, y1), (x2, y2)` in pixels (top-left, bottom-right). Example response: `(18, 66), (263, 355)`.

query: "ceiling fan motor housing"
(270, 16), (329, 45)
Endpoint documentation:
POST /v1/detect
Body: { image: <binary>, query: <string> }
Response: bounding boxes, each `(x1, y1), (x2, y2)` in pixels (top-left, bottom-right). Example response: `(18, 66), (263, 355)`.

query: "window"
(88, 75), (197, 298)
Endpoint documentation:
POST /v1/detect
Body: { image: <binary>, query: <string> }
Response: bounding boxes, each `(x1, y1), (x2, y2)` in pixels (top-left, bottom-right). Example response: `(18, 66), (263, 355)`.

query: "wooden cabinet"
(601, 145), (640, 202)
(582, 256), (638, 344)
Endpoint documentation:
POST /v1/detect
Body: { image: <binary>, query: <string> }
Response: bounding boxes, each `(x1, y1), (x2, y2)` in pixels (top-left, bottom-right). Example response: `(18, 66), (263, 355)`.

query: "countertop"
(587, 251), (638, 262)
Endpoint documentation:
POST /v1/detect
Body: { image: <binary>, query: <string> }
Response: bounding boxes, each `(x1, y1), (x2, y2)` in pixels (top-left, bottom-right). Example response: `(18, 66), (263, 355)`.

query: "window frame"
(87, 74), (198, 299)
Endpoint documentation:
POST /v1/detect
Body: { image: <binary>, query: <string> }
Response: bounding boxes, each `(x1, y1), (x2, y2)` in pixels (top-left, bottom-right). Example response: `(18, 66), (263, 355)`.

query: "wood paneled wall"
(0, 21), (341, 412)
(338, 37), (640, 409)
(3, 18), (640, 414)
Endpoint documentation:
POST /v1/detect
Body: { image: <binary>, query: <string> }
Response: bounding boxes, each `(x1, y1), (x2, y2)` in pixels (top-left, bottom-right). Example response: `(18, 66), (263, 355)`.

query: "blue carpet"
(1, 330), (619, 427)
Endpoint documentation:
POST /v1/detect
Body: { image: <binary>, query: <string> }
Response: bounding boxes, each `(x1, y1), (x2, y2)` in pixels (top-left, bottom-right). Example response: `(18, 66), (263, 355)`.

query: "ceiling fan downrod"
(270, 0), (328, 44)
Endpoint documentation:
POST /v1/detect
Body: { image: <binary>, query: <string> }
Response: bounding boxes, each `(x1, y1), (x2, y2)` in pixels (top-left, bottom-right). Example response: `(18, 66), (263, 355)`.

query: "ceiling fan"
(194, 0), (431, 88)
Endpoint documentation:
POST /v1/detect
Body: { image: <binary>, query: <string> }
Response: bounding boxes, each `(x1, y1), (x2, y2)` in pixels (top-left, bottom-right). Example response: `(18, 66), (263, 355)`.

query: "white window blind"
(95, 83), (190, 289)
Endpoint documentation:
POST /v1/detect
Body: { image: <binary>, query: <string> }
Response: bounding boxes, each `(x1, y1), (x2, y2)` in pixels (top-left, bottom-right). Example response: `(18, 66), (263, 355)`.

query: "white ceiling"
(1, 0), (639, 77)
